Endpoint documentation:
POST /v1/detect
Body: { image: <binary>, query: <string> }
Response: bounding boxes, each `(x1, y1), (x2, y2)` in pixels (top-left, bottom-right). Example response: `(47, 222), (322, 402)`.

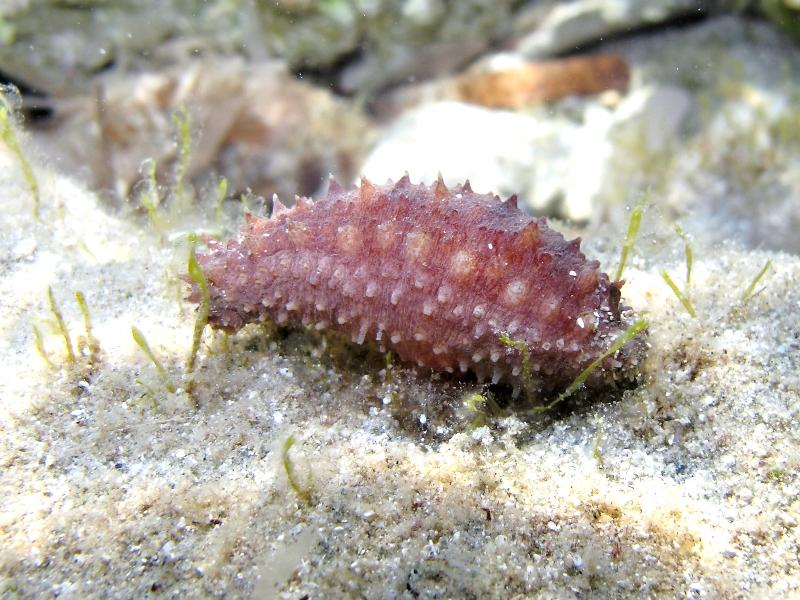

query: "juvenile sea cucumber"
(188, 176), (645, 393)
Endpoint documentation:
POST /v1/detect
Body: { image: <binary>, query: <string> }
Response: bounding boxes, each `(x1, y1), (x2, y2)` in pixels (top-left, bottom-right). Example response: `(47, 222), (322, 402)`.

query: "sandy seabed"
(0, 148), (798, 599)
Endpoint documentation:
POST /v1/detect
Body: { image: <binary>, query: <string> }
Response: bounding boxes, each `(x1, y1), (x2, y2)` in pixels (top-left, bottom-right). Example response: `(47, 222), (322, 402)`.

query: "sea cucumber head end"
(606, 322), (649, 385)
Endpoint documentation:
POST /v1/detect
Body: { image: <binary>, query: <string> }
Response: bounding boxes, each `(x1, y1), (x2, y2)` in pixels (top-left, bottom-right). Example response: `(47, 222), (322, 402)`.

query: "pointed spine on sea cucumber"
(293, 195), (313, 212)
(359, 176), (377, 201)
(434, 173), (449, 201)
(518, 221), (540, 248)
(394, 172), (412, 190)
(568, 237), (583, 255)
(327, 173), (343, 195)
(271, 194), (289, 217)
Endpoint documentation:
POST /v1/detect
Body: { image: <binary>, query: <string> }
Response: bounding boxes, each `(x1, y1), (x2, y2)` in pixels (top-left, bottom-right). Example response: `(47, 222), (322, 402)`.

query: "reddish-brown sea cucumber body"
(191, 176), (643, 392)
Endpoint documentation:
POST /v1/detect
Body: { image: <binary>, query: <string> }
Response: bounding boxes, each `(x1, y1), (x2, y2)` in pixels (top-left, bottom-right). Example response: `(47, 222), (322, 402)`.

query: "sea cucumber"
(188, 176), (645, 393)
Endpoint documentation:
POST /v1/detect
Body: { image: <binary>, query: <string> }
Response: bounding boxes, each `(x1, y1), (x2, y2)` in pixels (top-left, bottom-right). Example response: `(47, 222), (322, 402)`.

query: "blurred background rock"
(2, 0), (799, 249)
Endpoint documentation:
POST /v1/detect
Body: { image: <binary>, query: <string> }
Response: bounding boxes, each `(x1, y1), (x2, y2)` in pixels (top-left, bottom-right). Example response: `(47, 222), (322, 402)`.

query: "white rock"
(361, 102), (533, 196)
(561, 104), (616, 222)
(612, 85), (692, 154)
(360, 101), (583, 216)
(562, 86), (692, 221)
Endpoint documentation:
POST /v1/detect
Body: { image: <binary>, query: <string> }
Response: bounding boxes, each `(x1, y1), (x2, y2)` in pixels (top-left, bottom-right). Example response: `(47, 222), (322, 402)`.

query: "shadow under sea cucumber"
(186, 175), (647, 395)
